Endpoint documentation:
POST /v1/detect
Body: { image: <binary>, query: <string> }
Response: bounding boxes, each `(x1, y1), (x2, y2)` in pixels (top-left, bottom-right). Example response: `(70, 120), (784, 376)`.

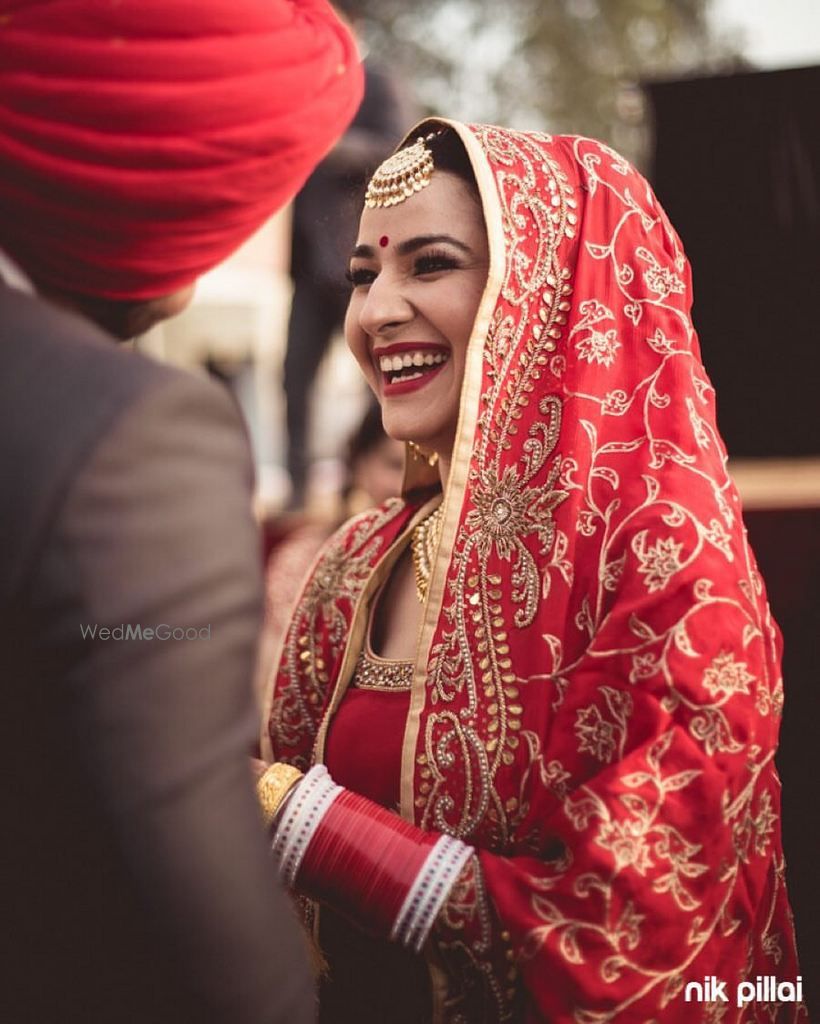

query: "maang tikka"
(364, 134), (436, 209)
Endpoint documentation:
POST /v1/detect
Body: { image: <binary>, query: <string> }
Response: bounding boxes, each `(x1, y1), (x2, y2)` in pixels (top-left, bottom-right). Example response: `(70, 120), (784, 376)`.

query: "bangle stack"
(270, 763), (474, 952)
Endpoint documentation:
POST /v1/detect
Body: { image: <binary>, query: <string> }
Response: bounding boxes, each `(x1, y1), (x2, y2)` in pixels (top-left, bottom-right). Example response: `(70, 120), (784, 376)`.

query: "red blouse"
(325, 686), (410, 812)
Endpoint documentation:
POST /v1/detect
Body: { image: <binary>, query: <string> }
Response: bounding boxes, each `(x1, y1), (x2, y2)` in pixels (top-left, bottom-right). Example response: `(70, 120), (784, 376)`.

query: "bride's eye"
(346, 266), (376, 287)
(414, 251), (459, 275)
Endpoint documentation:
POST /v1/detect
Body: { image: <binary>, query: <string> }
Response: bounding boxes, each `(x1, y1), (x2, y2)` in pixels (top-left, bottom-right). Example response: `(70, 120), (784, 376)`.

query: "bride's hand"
(250, 756), (269, 783)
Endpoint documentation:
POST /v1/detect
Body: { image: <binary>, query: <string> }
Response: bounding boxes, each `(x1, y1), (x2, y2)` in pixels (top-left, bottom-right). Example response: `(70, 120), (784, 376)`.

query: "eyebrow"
(350, 234), (473, 260)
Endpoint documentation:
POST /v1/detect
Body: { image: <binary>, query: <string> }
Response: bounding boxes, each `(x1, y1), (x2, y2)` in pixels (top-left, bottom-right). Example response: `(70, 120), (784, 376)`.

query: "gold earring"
(408, 441), (439, 467)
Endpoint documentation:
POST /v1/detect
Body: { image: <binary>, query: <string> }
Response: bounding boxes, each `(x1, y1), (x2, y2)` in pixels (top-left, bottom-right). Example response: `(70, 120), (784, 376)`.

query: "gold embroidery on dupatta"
(511, 138), (796, 1021)
(412, 127), (575, 846)
(268, 499), (405, 767)
(402, 127), (799, 1021)
(433, 855), (522, 1020)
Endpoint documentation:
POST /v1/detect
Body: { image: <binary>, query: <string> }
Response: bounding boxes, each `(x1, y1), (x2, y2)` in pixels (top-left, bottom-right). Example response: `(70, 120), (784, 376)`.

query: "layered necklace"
(411, 504), (445, 603)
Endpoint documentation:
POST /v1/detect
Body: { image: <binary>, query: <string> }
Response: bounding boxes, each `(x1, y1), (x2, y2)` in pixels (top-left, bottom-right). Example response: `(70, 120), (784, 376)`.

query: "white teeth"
(377, 349), (449, 375)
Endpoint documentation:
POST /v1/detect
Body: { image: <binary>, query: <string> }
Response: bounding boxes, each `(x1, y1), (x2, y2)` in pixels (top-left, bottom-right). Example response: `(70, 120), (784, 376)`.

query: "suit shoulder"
(0, 288), (242, 601)
(0, 286), (199, 404)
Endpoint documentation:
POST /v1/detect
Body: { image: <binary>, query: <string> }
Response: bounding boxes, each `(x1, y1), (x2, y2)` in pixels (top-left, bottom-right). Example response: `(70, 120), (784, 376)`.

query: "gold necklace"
(411, 504), (445, 603)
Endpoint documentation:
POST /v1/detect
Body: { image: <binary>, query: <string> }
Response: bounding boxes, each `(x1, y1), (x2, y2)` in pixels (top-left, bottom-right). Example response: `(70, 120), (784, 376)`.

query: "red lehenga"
(261, 121), (804, 1023)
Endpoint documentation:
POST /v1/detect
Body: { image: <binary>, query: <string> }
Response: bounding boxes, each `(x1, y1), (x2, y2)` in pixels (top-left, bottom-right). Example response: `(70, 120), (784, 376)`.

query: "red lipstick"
(382, 362), (446, 396)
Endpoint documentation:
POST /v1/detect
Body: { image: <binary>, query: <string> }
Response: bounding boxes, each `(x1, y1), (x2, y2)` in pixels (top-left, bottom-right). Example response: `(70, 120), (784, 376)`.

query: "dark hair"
(339, 400), (393, 505)
(346, 399), (388, 469)
(331, 0), (366, 17)
(355, 125), (481, 216)
(405, 125), (481, 206)
(419, 124), (477, 200)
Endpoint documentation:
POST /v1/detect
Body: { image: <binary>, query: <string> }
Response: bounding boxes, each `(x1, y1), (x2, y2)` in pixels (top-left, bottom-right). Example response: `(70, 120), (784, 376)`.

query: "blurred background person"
(0, 2), (361, 1022)
(339, 399), (408, 515)
(282, 0), (413, 509)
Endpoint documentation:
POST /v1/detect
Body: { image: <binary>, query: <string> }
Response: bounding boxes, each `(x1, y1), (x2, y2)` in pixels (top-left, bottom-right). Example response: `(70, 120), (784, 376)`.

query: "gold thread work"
(353, 648), (414, 691)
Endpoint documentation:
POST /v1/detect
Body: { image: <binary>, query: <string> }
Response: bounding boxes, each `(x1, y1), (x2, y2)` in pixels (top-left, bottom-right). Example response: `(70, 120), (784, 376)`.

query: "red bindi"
(379, 235), (389, 248)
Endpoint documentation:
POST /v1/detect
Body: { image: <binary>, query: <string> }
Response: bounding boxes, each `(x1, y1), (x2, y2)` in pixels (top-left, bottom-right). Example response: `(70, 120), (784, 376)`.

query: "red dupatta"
(264, 121), (802, 1022)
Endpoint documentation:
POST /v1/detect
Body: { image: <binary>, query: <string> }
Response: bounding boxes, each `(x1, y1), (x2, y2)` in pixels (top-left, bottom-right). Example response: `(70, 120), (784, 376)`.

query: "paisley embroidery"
(420, 128), (575, 847)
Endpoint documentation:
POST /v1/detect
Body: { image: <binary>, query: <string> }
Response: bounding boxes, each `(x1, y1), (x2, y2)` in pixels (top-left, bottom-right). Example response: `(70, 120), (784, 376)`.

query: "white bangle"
(391, 833), (475, 953)
(271, 764), (343, 888)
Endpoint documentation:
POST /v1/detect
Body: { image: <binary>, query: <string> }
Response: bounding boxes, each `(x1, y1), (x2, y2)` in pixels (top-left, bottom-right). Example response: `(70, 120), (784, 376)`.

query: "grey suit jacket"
(0, 285), (313, 1023)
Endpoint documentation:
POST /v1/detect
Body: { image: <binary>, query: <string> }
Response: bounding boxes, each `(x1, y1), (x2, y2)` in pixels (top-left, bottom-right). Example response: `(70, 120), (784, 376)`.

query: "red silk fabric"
(0, 0), (363, 298)
(267, 124), (803, 1021)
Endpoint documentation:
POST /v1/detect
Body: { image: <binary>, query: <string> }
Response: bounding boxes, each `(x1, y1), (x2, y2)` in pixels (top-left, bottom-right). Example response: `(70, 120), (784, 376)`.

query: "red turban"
(0, 0), (363, 299)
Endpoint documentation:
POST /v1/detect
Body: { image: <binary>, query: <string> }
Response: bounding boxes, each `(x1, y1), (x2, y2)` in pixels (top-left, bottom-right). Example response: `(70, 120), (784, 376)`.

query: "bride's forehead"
(357, 172), (480, 240)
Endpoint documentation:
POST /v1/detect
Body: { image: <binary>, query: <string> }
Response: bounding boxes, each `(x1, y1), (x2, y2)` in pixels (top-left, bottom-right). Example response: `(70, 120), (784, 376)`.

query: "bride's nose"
(358, 272), (414, 337)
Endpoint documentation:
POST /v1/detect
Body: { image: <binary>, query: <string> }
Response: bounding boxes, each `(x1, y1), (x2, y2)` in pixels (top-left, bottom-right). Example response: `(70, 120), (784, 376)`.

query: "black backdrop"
(647, 65), (819, 457)
(647, 66), (820, 1017)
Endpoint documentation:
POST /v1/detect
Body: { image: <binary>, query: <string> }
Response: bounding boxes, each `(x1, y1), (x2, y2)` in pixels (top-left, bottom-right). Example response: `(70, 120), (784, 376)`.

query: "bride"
(255, 120), (802, 1023)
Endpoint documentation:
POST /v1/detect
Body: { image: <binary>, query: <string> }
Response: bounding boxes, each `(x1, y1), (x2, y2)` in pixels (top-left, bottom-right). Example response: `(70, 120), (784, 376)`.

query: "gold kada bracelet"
(256, 762), (304, 830)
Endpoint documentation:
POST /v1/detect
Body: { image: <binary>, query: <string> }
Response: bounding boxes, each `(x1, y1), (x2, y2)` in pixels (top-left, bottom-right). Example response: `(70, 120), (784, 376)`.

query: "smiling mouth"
(377, 348), (450, 385)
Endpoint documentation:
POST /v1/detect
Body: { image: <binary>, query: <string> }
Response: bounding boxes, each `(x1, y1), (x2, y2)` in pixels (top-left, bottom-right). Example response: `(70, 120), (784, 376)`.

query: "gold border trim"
(398, 118), (508, 823)
(258, 527), (341, 762)
(312, 494), (443, 764)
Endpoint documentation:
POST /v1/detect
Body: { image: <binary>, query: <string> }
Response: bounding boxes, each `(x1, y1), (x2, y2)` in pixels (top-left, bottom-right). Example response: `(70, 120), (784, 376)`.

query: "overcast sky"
(709, 0), (820, 69)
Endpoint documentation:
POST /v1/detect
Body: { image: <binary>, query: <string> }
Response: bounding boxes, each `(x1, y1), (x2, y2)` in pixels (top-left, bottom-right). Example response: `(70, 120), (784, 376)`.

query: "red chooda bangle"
(271, 766), (474, 951)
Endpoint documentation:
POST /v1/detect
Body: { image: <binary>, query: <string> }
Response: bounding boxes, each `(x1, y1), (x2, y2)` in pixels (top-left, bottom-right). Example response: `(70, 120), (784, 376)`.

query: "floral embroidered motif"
(734, 790), (778, 862)
(575, 705), (618, 763)
(690, 707), (744, 756)
(467, 465), (555, 562)
(597, 817), (654, 874)
(575, 327), (620, 367)
(636, 246), (686, 299)
(633, 533), (685, 592)
(702, 651), (755, 698)
(575, 687), (632, 765)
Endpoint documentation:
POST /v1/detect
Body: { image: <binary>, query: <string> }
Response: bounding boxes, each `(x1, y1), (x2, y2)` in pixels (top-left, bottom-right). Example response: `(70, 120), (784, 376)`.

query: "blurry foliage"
(339, 0), (746, 166)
